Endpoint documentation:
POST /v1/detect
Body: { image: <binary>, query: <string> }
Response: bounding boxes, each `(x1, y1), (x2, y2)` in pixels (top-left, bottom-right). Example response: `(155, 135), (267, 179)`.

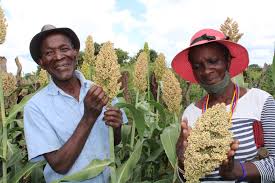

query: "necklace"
(202, 84), (239, 121)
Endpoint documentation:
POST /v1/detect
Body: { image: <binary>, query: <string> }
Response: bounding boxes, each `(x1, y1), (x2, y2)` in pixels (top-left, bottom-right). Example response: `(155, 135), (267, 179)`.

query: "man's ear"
(73, 49), (79, 59)
(38, 59), (46, 69)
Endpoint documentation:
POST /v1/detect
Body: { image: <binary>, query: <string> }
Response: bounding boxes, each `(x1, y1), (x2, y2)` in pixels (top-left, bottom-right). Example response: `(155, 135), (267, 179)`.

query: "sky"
(1, 0), (275, 75)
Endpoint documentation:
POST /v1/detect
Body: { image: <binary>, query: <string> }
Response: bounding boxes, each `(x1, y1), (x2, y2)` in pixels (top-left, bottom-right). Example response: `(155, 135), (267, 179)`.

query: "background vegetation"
(1, 6), (275, 183)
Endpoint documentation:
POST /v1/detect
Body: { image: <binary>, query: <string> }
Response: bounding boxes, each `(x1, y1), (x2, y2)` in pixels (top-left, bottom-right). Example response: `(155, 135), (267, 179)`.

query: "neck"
(208, 81), (235, 105)
(53, 76), (81, 100)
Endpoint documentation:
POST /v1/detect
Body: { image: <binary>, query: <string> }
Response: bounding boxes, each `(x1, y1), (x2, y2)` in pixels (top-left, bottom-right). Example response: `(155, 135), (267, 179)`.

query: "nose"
(53, 50), (65, 60)
(201, 63), (213, 76)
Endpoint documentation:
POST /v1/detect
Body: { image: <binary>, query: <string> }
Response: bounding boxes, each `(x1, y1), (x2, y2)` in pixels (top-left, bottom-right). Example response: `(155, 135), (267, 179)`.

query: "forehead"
(189, 43), (226, 60)
(40, 33), (72, 49)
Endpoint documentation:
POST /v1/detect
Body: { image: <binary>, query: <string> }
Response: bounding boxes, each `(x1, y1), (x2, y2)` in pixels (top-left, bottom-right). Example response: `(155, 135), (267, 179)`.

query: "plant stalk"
(131, 91), (139, 149)
(109, 127), (116, 183)
(0, 72), (7, 183)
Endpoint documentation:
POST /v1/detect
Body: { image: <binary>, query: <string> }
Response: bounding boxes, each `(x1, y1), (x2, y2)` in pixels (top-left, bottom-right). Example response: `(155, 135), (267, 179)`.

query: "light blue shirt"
(24, 71), (127, 183)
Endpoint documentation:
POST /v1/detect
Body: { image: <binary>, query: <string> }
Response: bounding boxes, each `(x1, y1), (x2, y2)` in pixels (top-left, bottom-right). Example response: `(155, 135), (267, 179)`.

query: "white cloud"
(1, 0), (140, 74)
(138, 0), (275, 66)
(1, 0), (275, 75)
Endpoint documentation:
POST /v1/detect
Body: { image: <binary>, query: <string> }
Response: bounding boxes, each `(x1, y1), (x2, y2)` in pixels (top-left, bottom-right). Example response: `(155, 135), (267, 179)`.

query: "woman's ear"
(226, 55), (232, 71)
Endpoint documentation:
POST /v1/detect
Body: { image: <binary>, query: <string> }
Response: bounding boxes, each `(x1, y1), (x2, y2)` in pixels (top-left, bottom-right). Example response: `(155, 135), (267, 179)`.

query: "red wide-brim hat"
(171, 29), (249, 83)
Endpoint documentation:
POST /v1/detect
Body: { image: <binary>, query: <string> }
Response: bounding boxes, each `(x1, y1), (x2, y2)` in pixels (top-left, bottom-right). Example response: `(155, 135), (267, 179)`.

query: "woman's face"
(188, 43), (230, 85)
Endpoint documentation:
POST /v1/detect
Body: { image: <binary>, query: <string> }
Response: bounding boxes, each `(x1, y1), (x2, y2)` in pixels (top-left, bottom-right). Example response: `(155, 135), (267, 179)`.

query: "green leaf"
(272, 52), (275, 85)
(154, 179), (173, 183)
(10, 160), (46, 183)
(116, 140), (143, 183)
(121, 124), (131, 145)
(231, 73), (248, 88)
(160, 123), (180, 168)
(146, 146), (164, 162)
(52, 159), (111, 183)
(148, 100), (166, 123)
(7, 149), (23, 168)
(6, 93), (34, 126)
(31, 165), (44, 183)
(115, 102), (145, 139)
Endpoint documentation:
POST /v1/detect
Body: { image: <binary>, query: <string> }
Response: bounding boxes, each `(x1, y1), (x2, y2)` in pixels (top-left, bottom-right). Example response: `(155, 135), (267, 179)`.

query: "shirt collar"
(46, 70), (91, 96)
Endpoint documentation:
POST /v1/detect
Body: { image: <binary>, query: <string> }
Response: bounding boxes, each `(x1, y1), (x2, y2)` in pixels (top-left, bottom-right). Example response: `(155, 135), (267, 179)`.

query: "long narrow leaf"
(115, 102), (145, 140)
(10, 160), (46, 183)
(116, 140), (143, 183)
(6, 93), (34, 126)
(52, 159), (111, 183)
(160, 123), (180, 168)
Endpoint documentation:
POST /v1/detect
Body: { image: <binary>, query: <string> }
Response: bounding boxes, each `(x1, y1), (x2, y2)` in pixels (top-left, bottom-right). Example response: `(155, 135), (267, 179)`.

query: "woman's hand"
(176, 119), (191, 169)
(219, 140), (243, 180)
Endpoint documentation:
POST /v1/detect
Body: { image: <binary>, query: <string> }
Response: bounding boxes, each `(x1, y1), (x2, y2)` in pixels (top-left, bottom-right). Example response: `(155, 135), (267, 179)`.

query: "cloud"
(1, 0), (275, 75)
(138, 0), (275, 66)
(1, 0), (140, 74)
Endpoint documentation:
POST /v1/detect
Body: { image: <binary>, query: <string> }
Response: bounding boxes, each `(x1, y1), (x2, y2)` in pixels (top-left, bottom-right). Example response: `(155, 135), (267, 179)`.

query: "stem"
(172, 160), (178, 183)
(173, 113), (178, 124)
(109, 127), (116, 183)
(156, 84), (160, 123)
(147, 53), (150, 101)
(0, 72), (7, 183)
(131, 91), (139, 149)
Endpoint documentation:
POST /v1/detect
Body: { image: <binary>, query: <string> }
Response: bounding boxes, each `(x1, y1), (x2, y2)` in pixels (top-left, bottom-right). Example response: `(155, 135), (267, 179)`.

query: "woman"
(172, 29), (275, 182)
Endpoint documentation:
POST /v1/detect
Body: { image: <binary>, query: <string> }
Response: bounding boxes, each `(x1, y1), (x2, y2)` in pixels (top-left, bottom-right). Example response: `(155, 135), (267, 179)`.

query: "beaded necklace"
(202, 84), (239, 121)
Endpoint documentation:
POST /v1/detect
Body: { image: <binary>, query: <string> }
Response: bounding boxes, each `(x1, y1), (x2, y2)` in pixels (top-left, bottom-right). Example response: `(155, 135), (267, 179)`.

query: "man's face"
(39, 33), (78, 82)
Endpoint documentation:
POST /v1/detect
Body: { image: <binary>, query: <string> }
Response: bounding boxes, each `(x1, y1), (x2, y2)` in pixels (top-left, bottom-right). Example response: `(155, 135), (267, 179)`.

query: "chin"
(54, 71), (75, 81)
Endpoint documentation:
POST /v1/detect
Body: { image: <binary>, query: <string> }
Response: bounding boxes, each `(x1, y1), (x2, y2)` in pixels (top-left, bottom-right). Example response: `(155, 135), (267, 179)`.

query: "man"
(24, 24), (127, 183)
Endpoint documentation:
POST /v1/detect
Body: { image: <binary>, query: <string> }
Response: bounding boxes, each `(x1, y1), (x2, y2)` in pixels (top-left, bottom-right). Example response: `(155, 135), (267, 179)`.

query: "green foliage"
(3, 34), (275, 183)
(52, 159), (112, 183)
(115, 48), (129, 65)
(231, 73), (248, 88)
(10, 161), (46, 183)
(258, 65), (275, 97)
(160, 123), (180, 168)
(116, 140), (143, 183)
(272, 52), (275, 85)
(134, 49), (159, 63)
(94, 42), (101, 56)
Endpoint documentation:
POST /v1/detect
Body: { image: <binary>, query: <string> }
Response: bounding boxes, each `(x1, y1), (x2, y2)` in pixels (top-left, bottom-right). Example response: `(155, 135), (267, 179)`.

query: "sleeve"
(24, 102), (61, 162)
(111, 97), (128, 124)
(252, 96), (275, 182)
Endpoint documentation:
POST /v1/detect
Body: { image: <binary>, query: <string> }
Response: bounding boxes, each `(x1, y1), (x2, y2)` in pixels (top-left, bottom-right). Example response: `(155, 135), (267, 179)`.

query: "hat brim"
(29, 27), (80, 63)
(171, 40), (249, 83)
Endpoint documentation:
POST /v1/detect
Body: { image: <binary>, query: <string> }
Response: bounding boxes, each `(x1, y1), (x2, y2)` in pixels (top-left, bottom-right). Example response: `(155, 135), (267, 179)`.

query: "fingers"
(86, 85), (109, 107)
(180, 118), (190, 142)
(222, 140), (240, 166)
(228, 140), (239, 155)
(104, 108), (123, 128)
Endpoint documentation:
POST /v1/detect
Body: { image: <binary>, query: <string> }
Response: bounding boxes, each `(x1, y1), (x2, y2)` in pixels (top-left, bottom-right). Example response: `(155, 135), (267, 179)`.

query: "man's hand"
(83, 85), (109, 122)
(103, 107), (123, 128)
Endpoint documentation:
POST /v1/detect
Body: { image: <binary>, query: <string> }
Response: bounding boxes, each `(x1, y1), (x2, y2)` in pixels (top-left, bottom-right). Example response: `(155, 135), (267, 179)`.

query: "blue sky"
(1, 0), (275, 74)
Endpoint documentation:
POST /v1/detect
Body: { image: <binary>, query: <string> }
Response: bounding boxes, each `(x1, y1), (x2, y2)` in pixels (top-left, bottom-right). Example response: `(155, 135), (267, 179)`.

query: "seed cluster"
(183, 103), (233, 183)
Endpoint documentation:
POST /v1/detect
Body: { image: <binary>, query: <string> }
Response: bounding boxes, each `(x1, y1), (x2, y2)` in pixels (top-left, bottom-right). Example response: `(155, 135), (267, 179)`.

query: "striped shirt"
(179, 88), (275, 183)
